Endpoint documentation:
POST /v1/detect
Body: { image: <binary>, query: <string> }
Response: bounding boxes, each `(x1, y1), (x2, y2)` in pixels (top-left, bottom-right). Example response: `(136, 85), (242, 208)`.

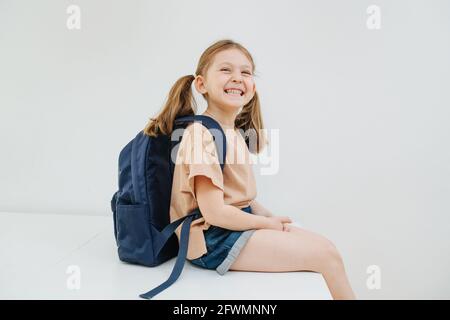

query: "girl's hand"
(282, 222), (293, 232)
(264, 216), (292, 231)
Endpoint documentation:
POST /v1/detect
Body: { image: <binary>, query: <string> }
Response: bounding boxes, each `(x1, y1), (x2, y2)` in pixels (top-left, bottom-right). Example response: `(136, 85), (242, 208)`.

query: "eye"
(220, 68), (231, 72)
(242, 71), (252, 75)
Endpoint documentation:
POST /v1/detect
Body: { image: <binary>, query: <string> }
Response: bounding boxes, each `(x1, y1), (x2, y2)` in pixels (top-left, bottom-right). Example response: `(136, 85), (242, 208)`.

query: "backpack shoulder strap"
(173, 115), (227, 171)
(139, 208), (202, 299)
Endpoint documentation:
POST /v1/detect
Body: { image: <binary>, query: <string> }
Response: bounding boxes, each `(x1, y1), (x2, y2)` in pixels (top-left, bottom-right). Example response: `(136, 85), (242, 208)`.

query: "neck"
(202, 105), (239, 129)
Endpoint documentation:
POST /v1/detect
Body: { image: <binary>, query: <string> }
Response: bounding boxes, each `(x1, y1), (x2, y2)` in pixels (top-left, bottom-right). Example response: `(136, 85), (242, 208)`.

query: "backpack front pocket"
(116, 204), (153, 266)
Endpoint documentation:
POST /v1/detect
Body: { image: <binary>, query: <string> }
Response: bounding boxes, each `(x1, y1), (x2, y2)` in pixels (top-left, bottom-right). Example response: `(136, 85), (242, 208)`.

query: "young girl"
(144, 39), (356, 300)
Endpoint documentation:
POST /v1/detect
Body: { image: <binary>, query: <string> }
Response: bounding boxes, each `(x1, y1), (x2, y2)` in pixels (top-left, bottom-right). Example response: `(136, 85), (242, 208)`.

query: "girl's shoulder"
(182, 121), (230, 146)
(182, 122), (214, 143)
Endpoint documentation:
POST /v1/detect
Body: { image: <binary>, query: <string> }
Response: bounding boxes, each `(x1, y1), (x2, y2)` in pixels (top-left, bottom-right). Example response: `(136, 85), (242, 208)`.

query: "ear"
(194, 75), (207, 95)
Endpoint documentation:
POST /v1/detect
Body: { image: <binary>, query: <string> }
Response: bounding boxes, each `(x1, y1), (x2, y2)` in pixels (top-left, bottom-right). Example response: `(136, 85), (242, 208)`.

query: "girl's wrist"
(254, 215), (271, 229)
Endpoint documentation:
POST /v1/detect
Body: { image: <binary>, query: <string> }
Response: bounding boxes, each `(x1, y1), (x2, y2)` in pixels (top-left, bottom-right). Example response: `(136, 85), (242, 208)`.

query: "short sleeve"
(178, 123), (224, 201)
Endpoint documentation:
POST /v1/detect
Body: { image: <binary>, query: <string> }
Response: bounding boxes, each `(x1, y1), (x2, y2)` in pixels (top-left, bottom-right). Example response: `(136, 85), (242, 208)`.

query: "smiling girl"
(143, 39), (356, 300)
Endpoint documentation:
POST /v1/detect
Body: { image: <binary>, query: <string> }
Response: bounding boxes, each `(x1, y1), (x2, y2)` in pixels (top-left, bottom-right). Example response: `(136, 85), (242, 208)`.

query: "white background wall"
(1, 0), (449, 299)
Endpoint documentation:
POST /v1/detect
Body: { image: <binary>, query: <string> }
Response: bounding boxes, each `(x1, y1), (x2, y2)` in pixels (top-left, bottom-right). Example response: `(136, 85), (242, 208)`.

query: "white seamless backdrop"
(1, 0), (449, 299)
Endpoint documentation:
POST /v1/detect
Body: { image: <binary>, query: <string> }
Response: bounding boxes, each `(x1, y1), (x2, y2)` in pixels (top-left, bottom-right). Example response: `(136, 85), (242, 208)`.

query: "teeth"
(225, 89), (243, 95)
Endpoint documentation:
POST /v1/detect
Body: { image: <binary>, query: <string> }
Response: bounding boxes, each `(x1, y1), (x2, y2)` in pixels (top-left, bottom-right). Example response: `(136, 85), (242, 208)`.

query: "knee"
(317, 240), (344, 273)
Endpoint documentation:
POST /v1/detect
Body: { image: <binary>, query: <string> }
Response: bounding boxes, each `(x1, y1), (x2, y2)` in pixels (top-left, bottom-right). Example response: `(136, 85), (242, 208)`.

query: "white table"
(0, 212), (331, 300)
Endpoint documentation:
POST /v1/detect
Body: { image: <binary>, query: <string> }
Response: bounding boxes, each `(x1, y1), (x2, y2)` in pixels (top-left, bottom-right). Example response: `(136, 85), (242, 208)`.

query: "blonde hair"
(143, 39), (267, 154)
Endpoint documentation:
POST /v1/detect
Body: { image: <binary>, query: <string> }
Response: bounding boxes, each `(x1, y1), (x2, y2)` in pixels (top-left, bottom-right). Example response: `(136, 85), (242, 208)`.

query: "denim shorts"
(189, 205), (256, 275)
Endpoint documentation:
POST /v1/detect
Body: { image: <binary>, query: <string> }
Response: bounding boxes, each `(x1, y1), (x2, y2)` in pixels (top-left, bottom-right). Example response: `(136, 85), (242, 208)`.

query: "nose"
(231, 70), (243, 83)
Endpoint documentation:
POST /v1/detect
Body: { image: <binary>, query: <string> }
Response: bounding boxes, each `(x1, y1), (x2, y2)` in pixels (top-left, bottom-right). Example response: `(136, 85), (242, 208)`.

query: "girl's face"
(195, 48), (256, 112)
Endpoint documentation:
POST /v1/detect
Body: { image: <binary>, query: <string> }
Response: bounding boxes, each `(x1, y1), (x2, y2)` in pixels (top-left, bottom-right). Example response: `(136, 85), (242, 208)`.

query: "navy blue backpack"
(110, 115), (227, 299)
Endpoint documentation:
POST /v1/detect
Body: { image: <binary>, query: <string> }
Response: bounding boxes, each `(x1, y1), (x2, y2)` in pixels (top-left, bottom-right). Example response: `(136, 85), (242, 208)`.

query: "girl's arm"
(249, 199), (274, 217)
(195, 176), (270, 231)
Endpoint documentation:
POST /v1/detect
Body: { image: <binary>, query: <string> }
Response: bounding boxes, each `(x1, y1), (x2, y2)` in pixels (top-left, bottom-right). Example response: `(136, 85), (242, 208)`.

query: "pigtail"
(143, 75), (196, 137)
(236, 91), (268, 154)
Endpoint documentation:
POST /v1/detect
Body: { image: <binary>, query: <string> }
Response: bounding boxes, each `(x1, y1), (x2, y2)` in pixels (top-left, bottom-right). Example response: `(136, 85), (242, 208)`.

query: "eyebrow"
(218, 62), (252, 69)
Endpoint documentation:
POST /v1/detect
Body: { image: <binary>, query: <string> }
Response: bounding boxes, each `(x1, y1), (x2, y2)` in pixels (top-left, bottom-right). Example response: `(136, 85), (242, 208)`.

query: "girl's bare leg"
(282, 224), (355, 299)
(229, 227), (356, 300)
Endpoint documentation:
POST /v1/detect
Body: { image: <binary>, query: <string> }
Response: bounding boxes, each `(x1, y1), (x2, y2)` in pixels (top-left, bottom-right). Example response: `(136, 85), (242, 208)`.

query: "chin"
(224, 97), (247, 108)
(222, 102), (244, 112)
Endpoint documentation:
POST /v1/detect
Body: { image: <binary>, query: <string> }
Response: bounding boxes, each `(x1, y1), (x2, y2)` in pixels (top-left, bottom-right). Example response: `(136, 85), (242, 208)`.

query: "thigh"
(284, 224), (329, 239)
(229, 228), (334, 273)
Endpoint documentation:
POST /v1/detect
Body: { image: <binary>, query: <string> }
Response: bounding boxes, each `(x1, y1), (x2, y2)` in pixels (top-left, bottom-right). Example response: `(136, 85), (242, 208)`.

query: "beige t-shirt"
(169, 121), (257, 260)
